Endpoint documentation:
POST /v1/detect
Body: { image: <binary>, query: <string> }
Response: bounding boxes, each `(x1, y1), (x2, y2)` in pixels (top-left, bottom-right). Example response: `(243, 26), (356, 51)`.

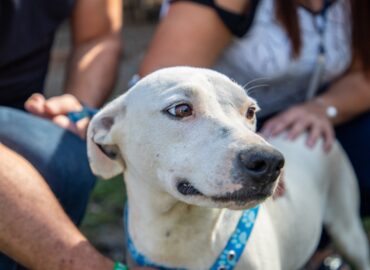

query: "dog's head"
(87, 67), (284, 210)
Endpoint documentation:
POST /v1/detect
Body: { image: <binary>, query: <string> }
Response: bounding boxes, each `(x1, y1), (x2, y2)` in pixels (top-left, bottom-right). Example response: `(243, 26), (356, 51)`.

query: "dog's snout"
(238, 146), (284, 184)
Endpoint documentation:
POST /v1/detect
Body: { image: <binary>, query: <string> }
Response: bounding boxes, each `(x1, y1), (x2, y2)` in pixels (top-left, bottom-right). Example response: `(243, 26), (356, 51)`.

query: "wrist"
(313, 97), (338, 120)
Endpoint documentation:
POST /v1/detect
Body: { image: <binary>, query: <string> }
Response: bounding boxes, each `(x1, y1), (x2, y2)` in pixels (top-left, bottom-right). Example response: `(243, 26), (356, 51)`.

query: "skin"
(0, 144), (152, 270)
(139, 0), (370, 153)
(1, 0), (153, 268)
(0, 144), (113, 270)
(260, 69), (370, 152)
(25, 0), (123, 138)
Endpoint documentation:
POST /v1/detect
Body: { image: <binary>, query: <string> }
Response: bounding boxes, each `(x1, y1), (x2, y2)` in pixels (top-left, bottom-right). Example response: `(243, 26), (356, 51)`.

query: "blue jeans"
(336, 111), (370, 217)
(0, 107), (96, 269)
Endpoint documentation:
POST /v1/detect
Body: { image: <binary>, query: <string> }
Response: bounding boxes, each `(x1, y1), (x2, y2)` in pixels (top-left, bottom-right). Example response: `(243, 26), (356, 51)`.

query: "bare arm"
(65, 0), (123, 107)
(261, 67), (370, 151)
(315, 68), (370, 125)
(25, 0), (123, 137)
(139, 0), (250, 76)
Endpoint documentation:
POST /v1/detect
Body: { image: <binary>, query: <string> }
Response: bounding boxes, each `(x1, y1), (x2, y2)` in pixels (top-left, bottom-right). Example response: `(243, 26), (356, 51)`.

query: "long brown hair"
(275, 0), (370, 73)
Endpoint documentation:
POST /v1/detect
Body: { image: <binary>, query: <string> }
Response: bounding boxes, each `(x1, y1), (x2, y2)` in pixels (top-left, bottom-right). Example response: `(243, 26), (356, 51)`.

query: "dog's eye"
(167, 103), (193, 118)
(246, 107), (256, 120)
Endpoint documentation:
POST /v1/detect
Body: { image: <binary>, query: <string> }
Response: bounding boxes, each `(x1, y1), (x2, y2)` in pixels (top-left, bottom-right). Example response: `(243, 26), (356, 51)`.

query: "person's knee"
(0, 106), (96, 225)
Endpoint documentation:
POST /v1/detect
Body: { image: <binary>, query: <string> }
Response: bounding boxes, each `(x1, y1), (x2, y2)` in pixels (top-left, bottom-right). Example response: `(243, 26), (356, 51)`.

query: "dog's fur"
(87, 67), (370, 270)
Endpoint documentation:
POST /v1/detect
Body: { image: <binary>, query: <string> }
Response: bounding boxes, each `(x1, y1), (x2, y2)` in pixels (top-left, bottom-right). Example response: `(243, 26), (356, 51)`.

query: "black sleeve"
(169, 0), (259, 37)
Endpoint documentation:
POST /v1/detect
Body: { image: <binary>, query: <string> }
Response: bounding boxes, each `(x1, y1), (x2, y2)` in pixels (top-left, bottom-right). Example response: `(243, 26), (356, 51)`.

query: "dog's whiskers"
(242, 77), (270, 89)
(242, 77), (270, 96)
(245, 84), (270, 96)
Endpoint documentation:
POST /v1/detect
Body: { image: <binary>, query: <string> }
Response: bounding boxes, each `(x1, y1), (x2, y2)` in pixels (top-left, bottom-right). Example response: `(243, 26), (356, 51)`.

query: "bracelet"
(113, 262), (129, 270)
(315, 98), (338, 119)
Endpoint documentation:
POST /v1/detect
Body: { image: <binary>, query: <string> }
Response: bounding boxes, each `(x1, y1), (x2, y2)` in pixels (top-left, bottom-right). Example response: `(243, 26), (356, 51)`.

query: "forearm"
(0, 144), (113, 270)
(64, 34), (122, 108)
(139, 2), (235, 77)
(316, 70), (370, 125)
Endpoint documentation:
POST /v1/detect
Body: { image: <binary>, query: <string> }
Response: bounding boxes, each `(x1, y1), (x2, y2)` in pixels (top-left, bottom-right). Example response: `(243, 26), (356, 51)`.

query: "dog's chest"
(128, 208), (277, 270)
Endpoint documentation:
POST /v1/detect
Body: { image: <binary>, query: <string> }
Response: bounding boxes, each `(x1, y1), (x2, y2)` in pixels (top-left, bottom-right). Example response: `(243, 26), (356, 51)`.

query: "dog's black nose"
(238, 146), (284, 185)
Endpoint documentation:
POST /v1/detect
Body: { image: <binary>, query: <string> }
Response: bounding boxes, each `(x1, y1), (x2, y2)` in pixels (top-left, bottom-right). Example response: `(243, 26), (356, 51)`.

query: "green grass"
(81, 175), (126, 234)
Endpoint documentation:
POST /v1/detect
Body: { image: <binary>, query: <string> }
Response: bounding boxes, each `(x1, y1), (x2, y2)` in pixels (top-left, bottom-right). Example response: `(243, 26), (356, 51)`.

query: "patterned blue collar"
(124, 205), (260, 270)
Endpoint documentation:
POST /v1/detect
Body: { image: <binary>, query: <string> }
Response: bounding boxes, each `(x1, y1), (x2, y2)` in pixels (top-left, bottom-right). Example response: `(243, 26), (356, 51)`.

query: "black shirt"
(170, 0), (259, 37)
(0, 0), (75, 109)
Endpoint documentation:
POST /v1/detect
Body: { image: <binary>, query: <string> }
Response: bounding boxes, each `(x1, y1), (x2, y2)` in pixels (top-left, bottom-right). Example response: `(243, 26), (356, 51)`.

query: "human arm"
(25, 0), (123, 137)
(260, 67), (370, 152)
(0, 144), (154, 270)
(65, 0), (122, 107)
(0, 144), (113, 270)
(139, 0), (250, 76)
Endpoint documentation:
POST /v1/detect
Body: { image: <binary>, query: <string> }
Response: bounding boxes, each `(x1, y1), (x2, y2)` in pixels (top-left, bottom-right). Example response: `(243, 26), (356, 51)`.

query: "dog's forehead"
(130, 67), (251, 106)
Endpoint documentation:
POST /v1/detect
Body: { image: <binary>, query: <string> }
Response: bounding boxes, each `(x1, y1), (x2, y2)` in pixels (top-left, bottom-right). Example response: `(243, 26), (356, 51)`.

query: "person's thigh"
(0, 106), (97, 269)
(0, 106), (96, 223)
(335, 111), (370, 217)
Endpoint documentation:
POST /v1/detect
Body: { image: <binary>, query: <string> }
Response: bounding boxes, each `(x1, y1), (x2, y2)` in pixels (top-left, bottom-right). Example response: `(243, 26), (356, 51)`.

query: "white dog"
(87, 67), (370, 270)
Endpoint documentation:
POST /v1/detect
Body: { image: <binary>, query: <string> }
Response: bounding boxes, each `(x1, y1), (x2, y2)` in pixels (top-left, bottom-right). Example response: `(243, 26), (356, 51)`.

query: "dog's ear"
(87, 101), (124, 179)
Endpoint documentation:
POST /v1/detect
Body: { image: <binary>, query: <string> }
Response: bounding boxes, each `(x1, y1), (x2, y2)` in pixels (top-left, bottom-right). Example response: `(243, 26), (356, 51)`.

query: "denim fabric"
(336, 111), (370, 217)
(0, 106), (96, 269)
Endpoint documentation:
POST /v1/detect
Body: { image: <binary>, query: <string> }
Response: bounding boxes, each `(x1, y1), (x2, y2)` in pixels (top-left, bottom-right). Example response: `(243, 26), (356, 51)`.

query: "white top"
(162, 0), (352, 117)
(215, 0), (351, 117)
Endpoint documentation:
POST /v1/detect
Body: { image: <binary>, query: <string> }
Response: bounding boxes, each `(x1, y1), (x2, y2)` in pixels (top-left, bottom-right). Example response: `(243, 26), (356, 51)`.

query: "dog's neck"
(124, 171), (242, 268)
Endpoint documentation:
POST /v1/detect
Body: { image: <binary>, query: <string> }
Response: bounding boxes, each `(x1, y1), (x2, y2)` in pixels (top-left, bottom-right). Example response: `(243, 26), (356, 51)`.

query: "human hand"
(25, 93), (90, 139)
(260, 102), (335, 152)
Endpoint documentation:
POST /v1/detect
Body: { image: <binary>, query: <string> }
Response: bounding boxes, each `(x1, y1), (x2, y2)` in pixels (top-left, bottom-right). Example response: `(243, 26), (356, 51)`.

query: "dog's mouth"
(177, 180), (203, 196)
(211, 186), (273, 204)
(176, 179), (273, 205)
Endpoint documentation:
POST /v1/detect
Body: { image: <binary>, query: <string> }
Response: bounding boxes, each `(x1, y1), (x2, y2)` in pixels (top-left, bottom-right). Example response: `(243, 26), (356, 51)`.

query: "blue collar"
(125, 205), (260, 270)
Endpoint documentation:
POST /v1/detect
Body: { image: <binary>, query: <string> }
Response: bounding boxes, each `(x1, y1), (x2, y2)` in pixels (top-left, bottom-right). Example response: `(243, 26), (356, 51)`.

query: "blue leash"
(67, 106), (99, 123)
(125, 205), (260, 270)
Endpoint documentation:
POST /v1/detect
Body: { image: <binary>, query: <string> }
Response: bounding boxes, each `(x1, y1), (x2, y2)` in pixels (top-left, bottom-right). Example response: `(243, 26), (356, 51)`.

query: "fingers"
(24, 93), (47, 116)
(25, 93), (88, 139)
(306, 125), (321, 148)
(44, 94), (83, 115)
(25, 94), (83, 119)
(260, 104), (335, 153)
(52, 115), (90, 139)
(260, 117), (289, 139)
(322, 124), (335, 153)
(52, 115), (78, 131)
(286, 120), (308, 140)
(260, 108), (300, 138)
(74, 117), (90, 139)
(305, 120), (334, 152)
